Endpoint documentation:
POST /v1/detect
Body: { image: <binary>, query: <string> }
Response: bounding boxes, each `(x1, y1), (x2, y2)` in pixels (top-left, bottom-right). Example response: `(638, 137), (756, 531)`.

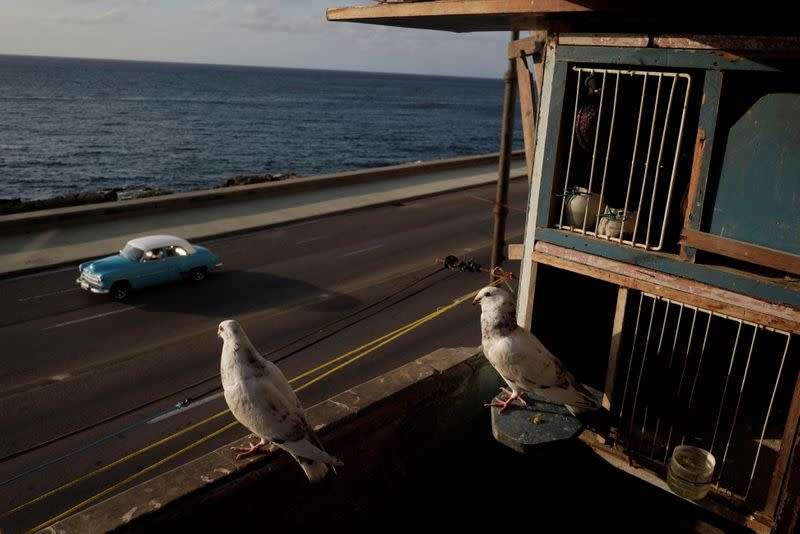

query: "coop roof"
(327, 1), (800, 36)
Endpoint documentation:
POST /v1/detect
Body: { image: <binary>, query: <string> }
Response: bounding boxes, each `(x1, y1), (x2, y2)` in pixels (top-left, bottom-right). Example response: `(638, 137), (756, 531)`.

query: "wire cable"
(13, 275), (511, 529)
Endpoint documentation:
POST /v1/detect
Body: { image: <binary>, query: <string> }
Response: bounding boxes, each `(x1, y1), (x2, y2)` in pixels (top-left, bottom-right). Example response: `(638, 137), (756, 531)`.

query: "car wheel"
(189, 267), (207, 282)
(110, 281), (130, 301)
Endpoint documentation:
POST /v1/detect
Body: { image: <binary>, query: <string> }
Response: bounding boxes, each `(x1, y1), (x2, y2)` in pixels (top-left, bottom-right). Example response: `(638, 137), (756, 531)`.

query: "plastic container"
(666, 445), (716, 501)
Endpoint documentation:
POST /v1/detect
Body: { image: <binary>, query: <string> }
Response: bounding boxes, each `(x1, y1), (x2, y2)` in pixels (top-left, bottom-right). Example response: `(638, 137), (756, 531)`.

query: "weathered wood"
(508, 35), (538, 59)
(516, 41), (558, 331)
(655, 35), (800, 51)
(532, 241), (800, 333)
(684, 230), (800, 276)
(684, 72), (726, 260)
(557, 33), (650, 47)
(603, 286), (628, 412)
(767, 364), (800, 521)
(329, 0), (614, 21)
(516, 54), (536, 186)
(536, 227), (800, 308)
(507, 243), (524, 260)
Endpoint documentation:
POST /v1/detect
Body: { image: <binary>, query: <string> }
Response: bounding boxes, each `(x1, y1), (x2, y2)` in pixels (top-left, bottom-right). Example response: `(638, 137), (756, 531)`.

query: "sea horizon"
(0, 52), (502, 83)
(0, 54), (521, 201)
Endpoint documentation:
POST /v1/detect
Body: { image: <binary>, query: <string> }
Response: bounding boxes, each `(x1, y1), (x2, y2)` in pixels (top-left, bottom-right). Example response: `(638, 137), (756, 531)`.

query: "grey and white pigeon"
(473, 286), (598, 416)
(218, 319), (343, 482)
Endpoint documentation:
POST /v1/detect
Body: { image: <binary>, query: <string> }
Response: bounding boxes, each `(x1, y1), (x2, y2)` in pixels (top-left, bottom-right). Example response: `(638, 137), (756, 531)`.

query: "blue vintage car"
(77, 235), (223, 300)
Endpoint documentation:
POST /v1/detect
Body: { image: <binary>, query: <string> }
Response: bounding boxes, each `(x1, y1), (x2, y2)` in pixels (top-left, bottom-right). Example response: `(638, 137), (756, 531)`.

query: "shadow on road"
(128, 269), (361, 317)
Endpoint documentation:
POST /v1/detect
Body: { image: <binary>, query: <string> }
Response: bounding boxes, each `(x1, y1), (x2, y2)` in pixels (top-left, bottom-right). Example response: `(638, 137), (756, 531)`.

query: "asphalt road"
(0, 180), (527, 532)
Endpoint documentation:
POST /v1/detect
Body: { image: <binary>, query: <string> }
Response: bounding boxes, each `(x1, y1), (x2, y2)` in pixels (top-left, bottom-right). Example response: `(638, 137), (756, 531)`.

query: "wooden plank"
(507, 243), (524, 260)
(603, 287), (628, 412)
(684, 71), (724, 262)
(536, 227), (800, 309)
(556, 45), (794, 72)
(765, 359), (800, 520)
(508, 35), (538, 59)
(655, 35), (800, 51)
(684, 230), (800, 276)
(328, 1), (614, 22)
(532, 240), (800, 333)
(515, 54), (536, 186)
(557, 33), (650, 47)
(517, 41), (558, 330)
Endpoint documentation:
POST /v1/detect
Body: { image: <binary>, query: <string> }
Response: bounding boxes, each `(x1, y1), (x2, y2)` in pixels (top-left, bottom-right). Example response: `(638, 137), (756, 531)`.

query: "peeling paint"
(214, 467), (232, 475)
(149, 499), (162, 510)
(121, 506), (138, 523)
(201, 475), (213, 483)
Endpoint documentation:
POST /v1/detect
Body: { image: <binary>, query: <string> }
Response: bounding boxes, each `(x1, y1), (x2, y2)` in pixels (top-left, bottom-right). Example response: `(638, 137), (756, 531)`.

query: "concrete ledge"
(1, 152), (522, 233)
(48, 345), (754, 533)
(49, 346), (492, 533)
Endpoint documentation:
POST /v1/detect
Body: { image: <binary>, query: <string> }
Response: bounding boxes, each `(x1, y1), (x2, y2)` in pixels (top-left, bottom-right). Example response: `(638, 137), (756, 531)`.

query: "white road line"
(18, 287), (80, 302)
(297, 235), (329, 245)
(148, 392), (225, 424)
(42, 305), (147, 331)
(341, 244), (384, 258)
(4, 265), (77, 282)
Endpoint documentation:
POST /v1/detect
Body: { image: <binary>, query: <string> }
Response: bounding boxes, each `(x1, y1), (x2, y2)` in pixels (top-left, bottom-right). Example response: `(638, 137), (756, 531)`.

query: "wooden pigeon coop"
(328, 2), (800, 532)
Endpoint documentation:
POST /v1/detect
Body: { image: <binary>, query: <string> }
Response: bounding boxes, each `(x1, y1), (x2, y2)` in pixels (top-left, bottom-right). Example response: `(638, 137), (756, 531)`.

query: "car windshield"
(120, 244), (144, 262)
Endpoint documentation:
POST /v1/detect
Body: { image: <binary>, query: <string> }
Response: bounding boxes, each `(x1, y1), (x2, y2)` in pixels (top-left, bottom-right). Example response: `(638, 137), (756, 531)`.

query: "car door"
(134, 248), (172, 288)
(164, 246), (187, 281)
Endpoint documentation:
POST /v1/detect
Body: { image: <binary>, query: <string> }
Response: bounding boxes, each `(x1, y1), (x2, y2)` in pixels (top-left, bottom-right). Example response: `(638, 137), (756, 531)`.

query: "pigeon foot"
(232, 441), (265, 460)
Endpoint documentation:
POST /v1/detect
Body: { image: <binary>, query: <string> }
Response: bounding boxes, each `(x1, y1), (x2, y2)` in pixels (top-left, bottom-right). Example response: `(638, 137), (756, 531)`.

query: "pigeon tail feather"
(298, 458), (331, 483)
(282, 438), (343, 467)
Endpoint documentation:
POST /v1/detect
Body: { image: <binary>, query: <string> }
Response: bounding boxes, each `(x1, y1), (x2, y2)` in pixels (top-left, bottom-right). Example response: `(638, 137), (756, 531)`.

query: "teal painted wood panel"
(535, 228), (800, 307)
(707, 93), (800, 255)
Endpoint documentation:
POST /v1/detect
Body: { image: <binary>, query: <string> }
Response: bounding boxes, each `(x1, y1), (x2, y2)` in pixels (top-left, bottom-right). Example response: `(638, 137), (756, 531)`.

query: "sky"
(0, 1), (515, 78)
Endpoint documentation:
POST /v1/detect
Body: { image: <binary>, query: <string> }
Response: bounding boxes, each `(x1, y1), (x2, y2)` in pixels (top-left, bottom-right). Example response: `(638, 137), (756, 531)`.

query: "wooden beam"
(655, 35), (800, 51)
(557, 33), (650, 47)
(532, 241), (800, 333)
(507, 243), (524, 260)
(684, 230), (800, 276)
(516, 54), (536, 186)
(603, 287), (628, 412)
(766, 362), (800, 520)
(328, 1), (614, 22)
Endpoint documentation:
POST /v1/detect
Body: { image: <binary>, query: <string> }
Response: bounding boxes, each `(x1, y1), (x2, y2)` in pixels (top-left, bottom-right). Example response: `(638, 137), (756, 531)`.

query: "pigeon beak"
(472, 297), (481, 306)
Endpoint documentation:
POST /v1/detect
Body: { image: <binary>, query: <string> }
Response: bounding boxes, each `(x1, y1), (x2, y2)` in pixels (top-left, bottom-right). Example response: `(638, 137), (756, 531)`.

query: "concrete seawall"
(0, 152), (523, 234)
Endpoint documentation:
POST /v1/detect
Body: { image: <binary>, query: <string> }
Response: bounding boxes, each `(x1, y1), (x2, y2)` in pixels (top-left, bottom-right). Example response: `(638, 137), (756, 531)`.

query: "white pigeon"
(473, 286), (598, 416)
(218, 319), (343, 482)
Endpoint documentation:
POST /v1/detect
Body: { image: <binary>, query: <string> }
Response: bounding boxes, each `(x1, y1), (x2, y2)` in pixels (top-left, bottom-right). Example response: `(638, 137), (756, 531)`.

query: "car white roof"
(126, 235), (196, 253)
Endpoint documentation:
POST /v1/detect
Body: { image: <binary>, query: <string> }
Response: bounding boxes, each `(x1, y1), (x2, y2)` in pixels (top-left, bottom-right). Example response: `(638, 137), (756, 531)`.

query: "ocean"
(0, 55), (521, 201)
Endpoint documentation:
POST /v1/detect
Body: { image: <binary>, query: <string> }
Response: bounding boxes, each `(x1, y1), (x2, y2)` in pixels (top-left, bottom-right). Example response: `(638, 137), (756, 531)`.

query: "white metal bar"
(557, 70), (584, 229)
(628, 294), (658, 440)
(664, 305), (698, 457)
(644, 75), (678, 250)
(745, 333), (792, 499)
(618, 291), (645, 421)
(710, 320), (743, 452)
(619, 74), (649, 245)
(656, 74), (692, 249)
(631, 73), (663, 247)
(594, 72), (620, 231)
(717, 326), (759, 484)
(580, 72), (607, 233)
(575, 67), (687, 77)
(648, 300), (673, 457)
(686, 310), (713, 411)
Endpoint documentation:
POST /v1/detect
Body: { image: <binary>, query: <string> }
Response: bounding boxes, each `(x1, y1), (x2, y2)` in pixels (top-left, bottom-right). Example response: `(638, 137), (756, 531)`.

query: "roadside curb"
(0, 152), (523, 233)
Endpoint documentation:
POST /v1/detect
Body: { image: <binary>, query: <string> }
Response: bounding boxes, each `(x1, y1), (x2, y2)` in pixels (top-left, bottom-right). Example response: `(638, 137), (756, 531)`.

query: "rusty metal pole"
(490, 30), (519, 282)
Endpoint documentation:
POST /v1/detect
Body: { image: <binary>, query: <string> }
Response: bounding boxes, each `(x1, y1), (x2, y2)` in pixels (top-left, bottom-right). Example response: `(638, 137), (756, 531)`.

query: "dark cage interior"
(552, 65), (702, 253)
(611, 291), (799, 514)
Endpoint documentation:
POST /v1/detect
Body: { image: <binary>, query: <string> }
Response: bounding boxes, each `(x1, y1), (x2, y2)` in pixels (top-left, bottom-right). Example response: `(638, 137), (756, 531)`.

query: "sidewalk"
(0, 158), (526, 277)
